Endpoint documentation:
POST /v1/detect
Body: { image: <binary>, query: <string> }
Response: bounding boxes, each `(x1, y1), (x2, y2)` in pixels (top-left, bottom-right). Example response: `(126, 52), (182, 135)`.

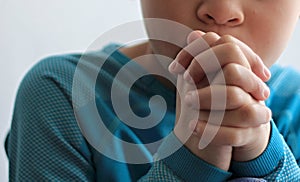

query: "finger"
(197, 103), (272, 128)
(169, 32), (220, 74)
(212, 35), (271, 82)
(213, 63), (270, 101)
(184, 42), (251, 84)
(189, 120), (259, 147)
(186, 30), (206, 44)
(184, 85), (253, 110)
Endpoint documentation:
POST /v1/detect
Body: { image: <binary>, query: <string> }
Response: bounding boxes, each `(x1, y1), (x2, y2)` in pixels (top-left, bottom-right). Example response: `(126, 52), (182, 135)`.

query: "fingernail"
(183, 71), (193, 83)
(263, 67), (271, 80)
(263, 86), (270, 99)
(168, 61), (184, 73)
(168, 61), (177, 73)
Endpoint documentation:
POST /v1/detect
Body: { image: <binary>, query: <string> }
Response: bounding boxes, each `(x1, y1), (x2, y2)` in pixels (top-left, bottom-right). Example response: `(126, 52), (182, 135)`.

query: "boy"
(5, 0), (300, 181)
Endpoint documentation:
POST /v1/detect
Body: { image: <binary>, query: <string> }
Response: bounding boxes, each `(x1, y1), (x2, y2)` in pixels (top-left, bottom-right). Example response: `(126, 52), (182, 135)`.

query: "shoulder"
(19, 47), (119, 99)
(14, 44), (129, 119)
(9, 50), (113, 153)
(15, 54), (81, 108)
(7, 53), (100, 180)
(27, 52), (97, 80)
(21, 53), (81, 87)
(13, 53), (86, 124)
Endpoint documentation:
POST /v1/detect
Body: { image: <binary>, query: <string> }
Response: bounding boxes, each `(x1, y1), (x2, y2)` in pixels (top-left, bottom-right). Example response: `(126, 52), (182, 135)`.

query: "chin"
(150, 40), (183, 60)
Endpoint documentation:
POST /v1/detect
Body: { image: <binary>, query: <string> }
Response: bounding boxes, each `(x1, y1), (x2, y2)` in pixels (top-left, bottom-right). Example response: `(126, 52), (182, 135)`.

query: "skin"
(121, 0), (300, 171)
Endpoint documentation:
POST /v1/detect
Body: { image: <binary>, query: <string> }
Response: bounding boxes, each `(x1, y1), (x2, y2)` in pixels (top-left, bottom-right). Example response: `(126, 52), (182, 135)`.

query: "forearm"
(183, 136), (232, 171)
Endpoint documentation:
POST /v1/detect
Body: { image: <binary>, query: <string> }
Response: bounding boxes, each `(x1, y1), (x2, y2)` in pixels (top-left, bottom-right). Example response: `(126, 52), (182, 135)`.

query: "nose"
(197, 0), (244, 26)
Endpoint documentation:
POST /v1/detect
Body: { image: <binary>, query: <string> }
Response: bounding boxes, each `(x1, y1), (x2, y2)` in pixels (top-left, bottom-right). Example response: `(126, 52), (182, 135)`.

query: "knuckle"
(266, 107), (272, 122)
(228, 130), (244, 146)
(253, 53), (262, 67)
(225, 42), (241, 54)
(246, 75), (259, 93)
(223, 63), (242, 83)
(254, 81), (264, 95)
(239, 104), (257, 121)
(256, 80), (268, 95)
(227, 87), (246, 108)
(220, 35), (235, 43)
(262, 106), (272, 123)
(222, 42), (250, 69)
(239, 104), (271, 126)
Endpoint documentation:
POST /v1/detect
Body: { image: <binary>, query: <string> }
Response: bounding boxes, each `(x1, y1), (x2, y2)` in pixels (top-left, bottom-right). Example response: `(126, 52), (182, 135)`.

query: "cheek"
(255, 28), (291, 67)
(242, 0), (300, 67)
(248, 17), (299, 67)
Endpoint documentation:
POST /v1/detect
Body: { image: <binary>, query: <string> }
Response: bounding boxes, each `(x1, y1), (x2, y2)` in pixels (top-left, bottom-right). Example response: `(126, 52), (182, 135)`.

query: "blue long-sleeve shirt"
(5, 44), (300, 181)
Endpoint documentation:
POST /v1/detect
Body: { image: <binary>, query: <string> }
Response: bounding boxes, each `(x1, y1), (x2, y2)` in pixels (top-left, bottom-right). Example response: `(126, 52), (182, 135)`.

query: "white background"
(0, 1), (299, 181)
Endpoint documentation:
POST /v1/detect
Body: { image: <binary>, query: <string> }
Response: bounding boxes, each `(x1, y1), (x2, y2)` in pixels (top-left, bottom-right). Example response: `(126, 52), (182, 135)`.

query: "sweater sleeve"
(5, 57), (95, 181)
(140, 120), (300, 182)
(230, 120), (300, 181)
(139, 132), (232, 182)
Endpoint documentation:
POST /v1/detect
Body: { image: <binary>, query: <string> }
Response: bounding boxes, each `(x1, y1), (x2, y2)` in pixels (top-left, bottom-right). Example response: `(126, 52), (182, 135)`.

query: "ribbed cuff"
(230, 120), (284, 177)
(156, 132), (232, 182)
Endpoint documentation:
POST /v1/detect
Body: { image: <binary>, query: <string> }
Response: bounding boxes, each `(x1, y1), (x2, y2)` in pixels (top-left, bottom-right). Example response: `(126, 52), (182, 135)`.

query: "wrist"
(233, 122), (271, 162)
(174, 128), (232, 171)
(230, 120), (284, 177)
(189, 142), (232, 171)
(157, 132), (232, 182)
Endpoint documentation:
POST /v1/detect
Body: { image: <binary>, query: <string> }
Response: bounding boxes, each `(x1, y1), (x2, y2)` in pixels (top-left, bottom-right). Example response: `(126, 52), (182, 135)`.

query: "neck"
(119, 42), (176, 91)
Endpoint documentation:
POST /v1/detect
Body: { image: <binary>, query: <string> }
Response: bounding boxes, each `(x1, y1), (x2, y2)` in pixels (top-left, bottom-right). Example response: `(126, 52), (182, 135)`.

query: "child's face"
(141, 0), (300, 67)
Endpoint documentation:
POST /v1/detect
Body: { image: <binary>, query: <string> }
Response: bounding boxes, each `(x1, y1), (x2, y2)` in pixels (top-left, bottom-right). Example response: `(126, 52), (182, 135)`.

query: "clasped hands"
(169, 31), (272, 171)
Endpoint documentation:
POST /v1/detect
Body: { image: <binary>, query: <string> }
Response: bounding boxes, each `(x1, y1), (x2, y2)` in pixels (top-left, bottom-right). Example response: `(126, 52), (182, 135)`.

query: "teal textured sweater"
(5, 44), (300, 181)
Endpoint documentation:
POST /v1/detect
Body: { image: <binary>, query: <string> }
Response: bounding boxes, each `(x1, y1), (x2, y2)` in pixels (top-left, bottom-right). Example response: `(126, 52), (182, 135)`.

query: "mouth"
(192, 23), (239, 37)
